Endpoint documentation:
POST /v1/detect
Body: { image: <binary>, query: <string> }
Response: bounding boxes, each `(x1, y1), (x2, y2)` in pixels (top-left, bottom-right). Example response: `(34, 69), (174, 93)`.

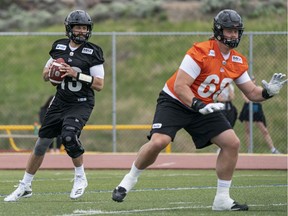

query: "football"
(49, 58), (65, 85)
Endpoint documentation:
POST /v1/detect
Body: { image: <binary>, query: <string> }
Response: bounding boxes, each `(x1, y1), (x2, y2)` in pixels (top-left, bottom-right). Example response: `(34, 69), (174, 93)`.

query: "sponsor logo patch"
(152, 123), (162, 129)
(55, 44), (67, 50)
(208, 50), (215, 56)
(82, 48), (93, 55)
(232, 55), (243, 63)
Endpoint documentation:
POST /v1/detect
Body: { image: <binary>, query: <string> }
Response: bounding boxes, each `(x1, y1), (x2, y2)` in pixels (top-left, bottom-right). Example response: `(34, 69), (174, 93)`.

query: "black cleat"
(231, 201), (249, 211)
(212, 198), (249, 211)
(112, 186), (127, 202)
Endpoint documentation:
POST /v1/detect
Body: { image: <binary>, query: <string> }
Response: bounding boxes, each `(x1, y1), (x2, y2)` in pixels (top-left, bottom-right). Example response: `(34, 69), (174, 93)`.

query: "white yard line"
(0, 183), (287, 197)
(60, 203), (287, 216)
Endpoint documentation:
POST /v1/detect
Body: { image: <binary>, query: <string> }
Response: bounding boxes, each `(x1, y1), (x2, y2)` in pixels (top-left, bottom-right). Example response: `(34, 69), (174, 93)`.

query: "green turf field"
(0, 170), (287, 215)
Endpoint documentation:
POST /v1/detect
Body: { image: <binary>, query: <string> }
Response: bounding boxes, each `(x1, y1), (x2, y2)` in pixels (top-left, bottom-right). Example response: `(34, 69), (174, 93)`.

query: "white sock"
(22, 172), (34, 185)
(271, 147), (276, 153)
(128, 162), (143, 178)
(74, 164), (85, 177)
(118, 162), (143, 192)
(216, 179), (232, 198)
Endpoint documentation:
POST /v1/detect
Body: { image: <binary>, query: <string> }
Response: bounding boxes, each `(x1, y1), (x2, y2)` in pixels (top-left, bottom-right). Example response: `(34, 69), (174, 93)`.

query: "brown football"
(49, 58), (65, 85)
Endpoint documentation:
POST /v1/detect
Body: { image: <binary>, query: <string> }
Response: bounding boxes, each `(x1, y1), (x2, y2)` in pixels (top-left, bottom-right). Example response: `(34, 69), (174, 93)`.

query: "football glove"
(262, 73), (287, 98)
(191, 98), (225, 115)
(199, 103), (225, 115)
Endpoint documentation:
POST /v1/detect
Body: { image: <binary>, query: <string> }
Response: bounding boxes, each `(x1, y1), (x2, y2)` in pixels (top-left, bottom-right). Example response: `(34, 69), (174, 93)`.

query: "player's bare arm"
(238, 73), (287, 102)
(91, 77), (104, 91)
(174, 69), (195, 106)
(43, 58), (55, 82)
(60, 62), (104, 91)
(42, 67), (50, 81)
(237, 81), (265, 102)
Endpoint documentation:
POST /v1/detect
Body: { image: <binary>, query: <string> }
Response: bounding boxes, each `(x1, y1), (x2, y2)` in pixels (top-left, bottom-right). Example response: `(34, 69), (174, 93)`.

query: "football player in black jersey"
(4, 10), (105, 202)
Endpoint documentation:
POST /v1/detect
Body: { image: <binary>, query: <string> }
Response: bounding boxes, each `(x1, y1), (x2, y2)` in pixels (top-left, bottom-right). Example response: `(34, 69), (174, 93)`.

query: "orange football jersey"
(165, 39), (248, 104)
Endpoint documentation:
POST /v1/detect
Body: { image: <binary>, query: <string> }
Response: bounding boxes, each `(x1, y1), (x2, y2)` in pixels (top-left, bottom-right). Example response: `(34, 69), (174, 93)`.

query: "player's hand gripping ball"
(48, 58), (65, 85)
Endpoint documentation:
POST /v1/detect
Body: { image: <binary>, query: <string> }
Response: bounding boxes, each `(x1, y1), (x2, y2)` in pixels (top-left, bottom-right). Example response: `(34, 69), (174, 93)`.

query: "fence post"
(112, 32), (117, 152)
(248, 33), (254, 153)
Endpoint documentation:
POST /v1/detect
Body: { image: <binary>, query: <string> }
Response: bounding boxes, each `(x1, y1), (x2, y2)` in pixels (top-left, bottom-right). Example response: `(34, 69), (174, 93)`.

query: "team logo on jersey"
(208, 50), (215, 56)
(82, 48), (93, 55)
(152, 123), (162, 129)
(55, 44), (67, 50)
(232, 55), (243, 63)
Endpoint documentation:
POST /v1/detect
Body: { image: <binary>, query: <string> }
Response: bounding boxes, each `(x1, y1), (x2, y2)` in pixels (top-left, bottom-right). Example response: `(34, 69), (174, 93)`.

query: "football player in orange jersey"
(112, 9), (287, 211)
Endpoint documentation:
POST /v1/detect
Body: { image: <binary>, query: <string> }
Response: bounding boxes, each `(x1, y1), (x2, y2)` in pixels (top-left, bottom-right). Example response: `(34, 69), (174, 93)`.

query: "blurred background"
(0, 0), (287, 154)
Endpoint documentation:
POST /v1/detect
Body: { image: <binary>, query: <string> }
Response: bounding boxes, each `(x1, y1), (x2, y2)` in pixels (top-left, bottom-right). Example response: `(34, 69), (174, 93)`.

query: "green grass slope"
(0, 15), (287, 153)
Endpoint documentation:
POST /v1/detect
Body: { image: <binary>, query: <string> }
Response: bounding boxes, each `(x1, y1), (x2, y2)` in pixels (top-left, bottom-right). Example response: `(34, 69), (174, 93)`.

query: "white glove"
(199, 103), (225, 115)
(262, 73), (287, 96)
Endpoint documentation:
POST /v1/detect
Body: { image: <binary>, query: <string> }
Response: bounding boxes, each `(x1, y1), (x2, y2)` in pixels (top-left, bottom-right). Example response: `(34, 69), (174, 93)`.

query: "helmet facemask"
(64, 10), (93, 44)
(213, 9), (244, 48)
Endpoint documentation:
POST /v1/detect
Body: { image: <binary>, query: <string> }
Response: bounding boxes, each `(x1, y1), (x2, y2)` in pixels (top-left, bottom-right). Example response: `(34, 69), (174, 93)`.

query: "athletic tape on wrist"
(76, 73), (94, 86)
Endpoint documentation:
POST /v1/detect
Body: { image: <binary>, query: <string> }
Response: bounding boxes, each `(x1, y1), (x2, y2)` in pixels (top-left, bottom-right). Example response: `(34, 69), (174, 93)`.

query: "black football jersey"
(49, 38), (104, 104)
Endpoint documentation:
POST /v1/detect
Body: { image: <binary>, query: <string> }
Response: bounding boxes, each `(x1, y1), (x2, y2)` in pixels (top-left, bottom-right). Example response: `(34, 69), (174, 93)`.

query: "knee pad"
(61, 126), (84, 158)
(34, 138), (54, 156)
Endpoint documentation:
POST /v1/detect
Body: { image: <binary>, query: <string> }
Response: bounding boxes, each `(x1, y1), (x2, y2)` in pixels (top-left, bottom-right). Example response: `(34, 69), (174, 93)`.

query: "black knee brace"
(61, 126), (84, 158)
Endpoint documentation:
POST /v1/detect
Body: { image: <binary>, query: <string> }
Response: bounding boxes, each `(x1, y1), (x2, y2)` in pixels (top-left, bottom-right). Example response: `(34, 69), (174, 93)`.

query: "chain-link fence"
(0, 32), (287, 153)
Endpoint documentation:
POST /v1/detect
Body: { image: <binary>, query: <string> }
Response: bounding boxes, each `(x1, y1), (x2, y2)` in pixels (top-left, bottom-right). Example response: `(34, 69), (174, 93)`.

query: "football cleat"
(112, 186), (127, 202)
(4, 181), (32, 202)
(70, 175), (88, 199)
(231, 201), (249, 211)
(112, 173), (138, 202)
(212, 196), (248, 211)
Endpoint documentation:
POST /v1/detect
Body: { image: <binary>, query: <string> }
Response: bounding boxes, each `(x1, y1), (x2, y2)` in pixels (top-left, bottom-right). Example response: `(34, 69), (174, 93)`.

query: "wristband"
(262, 89), (273, 99)
(191, 98), (206, 112)
(76, 73), (94, 86)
